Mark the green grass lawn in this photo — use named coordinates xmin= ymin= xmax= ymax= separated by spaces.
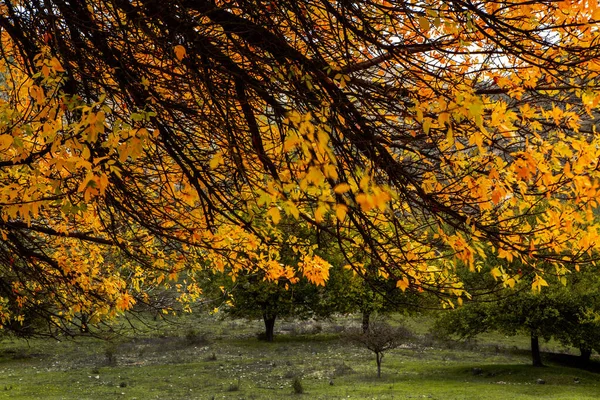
xmin=0 ymin=314 xmax=597 ymax=399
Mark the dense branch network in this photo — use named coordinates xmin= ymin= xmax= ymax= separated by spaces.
xmin=0 ymin=0 xmax=598 ymax=327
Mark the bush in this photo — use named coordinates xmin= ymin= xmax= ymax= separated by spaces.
xmin=227 ymin=382 xmax=239 ymax=392
xmin=292 ymin=377 xmax=304 ymax=394
xmin=283 ymin=370 xmax=297 ymax=379
xmin=184 ymin=329 xmax=209 ymax=346
xmin=332 ymin=362 xmax=354 ymax=377
xmin=104 ymin=343 xmax=119 ymax=366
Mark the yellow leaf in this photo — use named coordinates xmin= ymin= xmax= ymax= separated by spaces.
xmin=488 ymin=167 xmax=500 ymax=180
xmin=315 ymin=204 xmax=328 ymax=222
xmin=423 ymin=118 xmax=431 ymax=135
xmin=531 ymin=274 xmax=548 ymax=292
xmin=334 ymin=183 xmax=351 ymax=194
xmin=306 ymin=166 xmax=324 ymax=184
xmin=209 ymin=152 xmax=223 ymax=169
xmin=98 ymin=174 xmax=109 ymax=195
xmin=439 ymin=112 xmax=450 ymax=126
xmin=418 ymin=16 xmax=430 ymax=31
xmin=267 ymin=207 xmax=281 ymax=224
xmin=299 ymin=255 xmax=331 ymax=286
xmin=559 ymin=276 xmax=567 ymax=286
xmin=497 ymin=248 xmax=514 ymax=263
xmin=564 ymin=161 xmax=572 ymax=176
xmin=317 ymin=130 xmax=329 ymax=146
xmin=491 ymin=187 xmax=504 ymax=205
xmin=174 ymin=45 xmax=186 ymax=61
xmin=446 ymin=126 xmax=454 ymax=144
xmin=324 ymin=164 xmax=338 ymax=180
xmin=284 ymin=201 xmax=300 ymax=219
xmin=283 ymin=133 xmax=300 ymax=151
xmin=78 ymin=173 xmax=96 ymax=193
xmin=81 ymin=146 xmax=91 ymax=160
xmin=396 ymin=277 xmax=410 ymax=292
xmin=29 ymin=85 xmax=44 ymax=104
xmin=415 ymin=107 xmax=424 ymax=123
xmin=359 ymin=175 xmax=370 ymax=191
xmin=50 ymin=57 xmax=65 ymax=72
xmin=116 ymin=293 xmax=135 ymax=311
xmin=490 ymin=267 xmax=502 ymax=280
xmin=356 ymin=193 xmax=374 ymax=211
xmin=335 ymin=204 xmax=347 ymax=221
xmin=0 ymin=134 xmax=13 ymax=151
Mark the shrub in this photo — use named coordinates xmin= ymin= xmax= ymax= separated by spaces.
xmin=332 ymin=362 xmax=354 ymax=377
xmin=292 ymin=376 xmax=304 ymax=394
xmin=227 ymin=382 xmax=239 ymax=392
xmin=283 ymin=370 xmax=297 ymax=379
xmin=227 ymin=377 xmax=240 ymax=392
xmin=184 ymin=329 xmax=209 ymax=346
xmin=104 ymin=343 xmax=118 ymax=366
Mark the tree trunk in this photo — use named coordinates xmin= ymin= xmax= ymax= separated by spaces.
xmin=580 ymin=347 xmax=592 ymax=364
xmin=362 ymin=311 xmax=370 ymax=333
xmin=531 ymin=334 xmax=543 ymax=367
xmin=376 ymin=352 xmax=383 ymax=378
xmin=79 ymin=313 xmax=89 ymax=333
xmin=263 ymin=314 xmax=276 ymax=342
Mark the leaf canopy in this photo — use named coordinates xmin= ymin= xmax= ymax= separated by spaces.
xmin=0 ymin=0 xmax=599 ymax=326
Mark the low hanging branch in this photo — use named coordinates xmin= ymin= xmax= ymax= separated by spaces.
xmin=0 ymin=0 xmax=596 ymax=329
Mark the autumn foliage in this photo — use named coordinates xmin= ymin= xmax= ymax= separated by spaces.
xmin=0 ymin=0 xmax=599 ymax=329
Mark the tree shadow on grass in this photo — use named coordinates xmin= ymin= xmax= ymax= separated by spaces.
xmin=545 ymin=352 xmax=600 ymax=373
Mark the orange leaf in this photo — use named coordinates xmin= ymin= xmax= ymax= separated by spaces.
xmin=174 ymin=45 xmax=186 ymax=61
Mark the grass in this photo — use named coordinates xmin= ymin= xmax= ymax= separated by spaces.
xmin=0 ymin=313 xmax=597 ymax=399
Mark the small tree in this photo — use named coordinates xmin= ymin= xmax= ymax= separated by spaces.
xmin=346 ymin=320 xmax=412 ymax=378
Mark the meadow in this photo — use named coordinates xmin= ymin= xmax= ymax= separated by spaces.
xmin=0 ymin=313 xmax=597 ymax=399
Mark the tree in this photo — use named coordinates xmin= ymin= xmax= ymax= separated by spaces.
xmin=346 ymin=320 xmax=413 ymax=378
xmin=326 ymin=262 xmax=430 ymax=333
xmin=437 ymin=289 xmax=557 ymax=366
xmin=212 ymin=272 xmax=329 ymax=342
xmin=0 ymin=1 xmax=599 ymax=327
xmin=204 ymin=219 xmax=424 ymax=341
xmin=436 ymin=268 xmax=600 ymax=367
xmin=200 ymin=217 xmax=336 ymax=342
xmin=547 ymin=270 xmax=600 ymax=364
